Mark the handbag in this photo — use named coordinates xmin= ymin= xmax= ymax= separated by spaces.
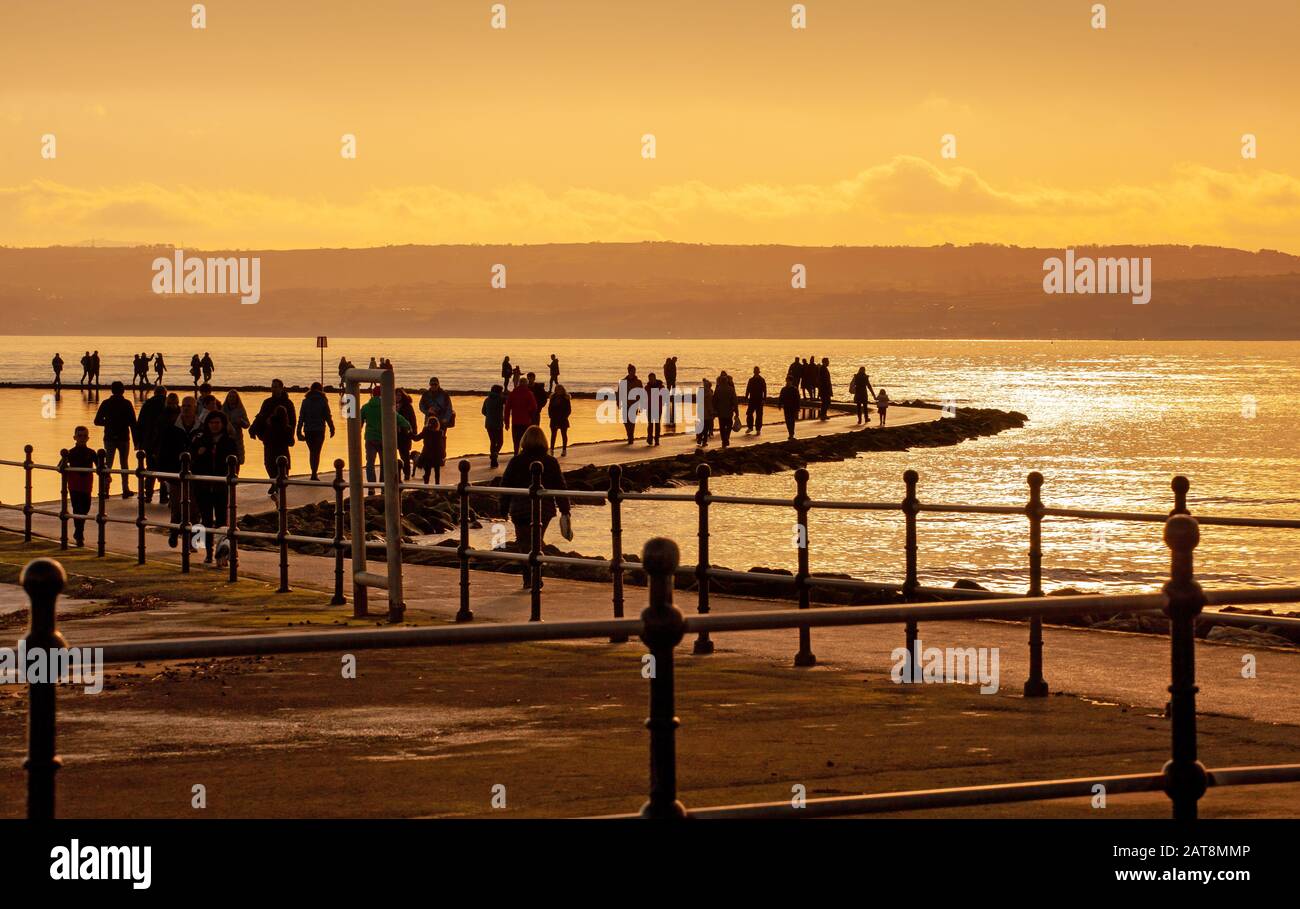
xmin=732 ymin=412 xmax=742 ymax=432
xmin=559 ymin=512 xmax=573 ymax=541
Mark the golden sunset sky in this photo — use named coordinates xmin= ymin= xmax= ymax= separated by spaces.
xmin=2 ymin=0 xmax=1298 ymax=250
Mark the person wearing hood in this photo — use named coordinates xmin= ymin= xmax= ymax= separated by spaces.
xmin=297 ymin=382 xmax=336 ymax=481
xmin=189 ymin=409 xmax=239 ymax=565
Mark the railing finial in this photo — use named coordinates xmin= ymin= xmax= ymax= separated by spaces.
xmin=639 ymin=536 xmax=687 ymax=819
xmin=22 ymin=556 xmax=66 ymax=820
xmin=1161 ymin=512 xmax=1207 ymax=820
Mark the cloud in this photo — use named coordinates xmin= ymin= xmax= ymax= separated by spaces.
xmin=2 ymin=158 xmax=1299 ymax=251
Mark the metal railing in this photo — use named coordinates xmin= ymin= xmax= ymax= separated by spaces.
xmin=14 ymin=515 xmax=1300 ymax=819
xmin=4 ymin=442 xmax=1300 ymax=701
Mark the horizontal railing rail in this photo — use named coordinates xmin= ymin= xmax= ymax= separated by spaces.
xmin=13 ymin=517 xmax=1300 ymax=819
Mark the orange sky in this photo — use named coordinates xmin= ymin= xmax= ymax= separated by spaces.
xmin=2 ymin=0 xmax=1298 ymax=250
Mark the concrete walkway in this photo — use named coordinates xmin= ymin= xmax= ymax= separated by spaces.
xmin=2 ymin=399 xmax=1296 ymax=732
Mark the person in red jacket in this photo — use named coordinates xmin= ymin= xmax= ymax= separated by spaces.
xmin=505 ymin=380 xmax=540 ymax=454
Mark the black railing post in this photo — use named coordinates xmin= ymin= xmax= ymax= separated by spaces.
xmin=331 ymin=459 xmax=346 ymax=606
xmin=901 ymin=469 xmax=919 ymax=681
xmin=456 ymin=459 xmax=473 ymax=622
xmin=135 ymin=450 xmax=147 ymax=565
xmin=609 ymin=464 xmax=628 ymax=643
xmin=179 ymin=451 xmax=192 ymax=574
xmin=96 ymin=448 xmax=109 ymax=558
xmin=276 ymin=455 xmax=290 ymax=593
xmin=1161 ymin=514 xmax=1208 ymax=820
xmin=639 ymin=537 xmax=688 ymax=819
xmin=226 ymin=454 xmax=240 ymax=583
xmin=22 ymin=557 xmax=67 ymax=820
xmin=1170 ymin=475 xmax=1190 ymax=516
xmin=793 ymin=468 xmax=815 ymax=667
xmin=692 ymin=463 xmax=714 ymax=655
xmin=528 ymin=460 xmax=543 ymax=622
xmin=23 ymin=444 xmax=34 ymax=542
xmin=1024 ymin=471 xmax=1048 ymax=697
xmin=57 ymin=449 xmax=69 ymax=551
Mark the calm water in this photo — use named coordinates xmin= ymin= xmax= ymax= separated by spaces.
xmin=2 ymin=336 xmax=1297 ymax=601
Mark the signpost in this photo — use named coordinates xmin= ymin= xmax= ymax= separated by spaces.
xmin=316 ymin=336 xmax=328 ymax=386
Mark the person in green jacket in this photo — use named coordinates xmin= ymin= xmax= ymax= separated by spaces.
xmin=360 ymin=387 xmax=412 ymax=484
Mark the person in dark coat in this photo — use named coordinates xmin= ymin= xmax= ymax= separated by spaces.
xmin=63 ymin=425 xmax=100 ymax=547
xmin=849 ymin=367 xmax=876 ymax=424
xmin=158 ymin=401 xmax=200 ymax=548
xmin=500 ymin=425 xmax=571 ymax=589
xmin=744 ymin=366 xmax=766 ymax=434
xmin=261 ymin=405 xmax=295 ymax=498
xmin=817 ymin=357 xmax=833 ymax=420
xmin=395 ymin=388 xmax=418 ymax=480
xmin=189 ymin=409 xmax=240 ymax=564
xmin=695 ymin=378 xmax=715 ymax=447
xmin=93 ymin=381 xmax=138 ymax=498
xmin=779 ymin=377 xmax=802 ymax=440
xmin=547 ymin=385 xmax=572 ymax=455
xmin=414 ymin=415 xmax=446 ymax=484
xmin=137 ymin=384 xmax=170 ymax=503
xmin=713 ymin=372 xmax=739 ymax=448
xmin=250 ymin=379 xmax=298 ymax=494
xmin=663 ymin=356 xmax=678 ymax=425
xmin=528 ymin=372 xmax=547 ymax=425
xmin=296 ymin=382 xmax=336 ymax=481
xmin=481 ymin=384 xmax=506 ymax=468
xmin=618 ymin=364 xmax=643 ymax=444
xmin=643 ymin=372 xmax=665 ymax=445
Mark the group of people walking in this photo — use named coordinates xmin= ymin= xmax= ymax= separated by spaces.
xmin=51 ymin=348 xmax=894 ymax=586
xmin=51 ymin=351 xmax=102 ymax=389
xmin=51 ymin=351 xmax=217 ymax=391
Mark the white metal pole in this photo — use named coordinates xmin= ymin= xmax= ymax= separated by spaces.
xmin=380 ymin=370 xmax=404 ymax=622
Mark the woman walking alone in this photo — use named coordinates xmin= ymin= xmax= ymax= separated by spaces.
xmin=295 ymin=383 xmax=335 ymax=480
xmin=547 ymin=384 xmax=572 ymax=455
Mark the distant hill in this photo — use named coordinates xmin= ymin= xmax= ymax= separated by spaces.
xmin=1 ymin=243 xmax=1298 ymax=339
